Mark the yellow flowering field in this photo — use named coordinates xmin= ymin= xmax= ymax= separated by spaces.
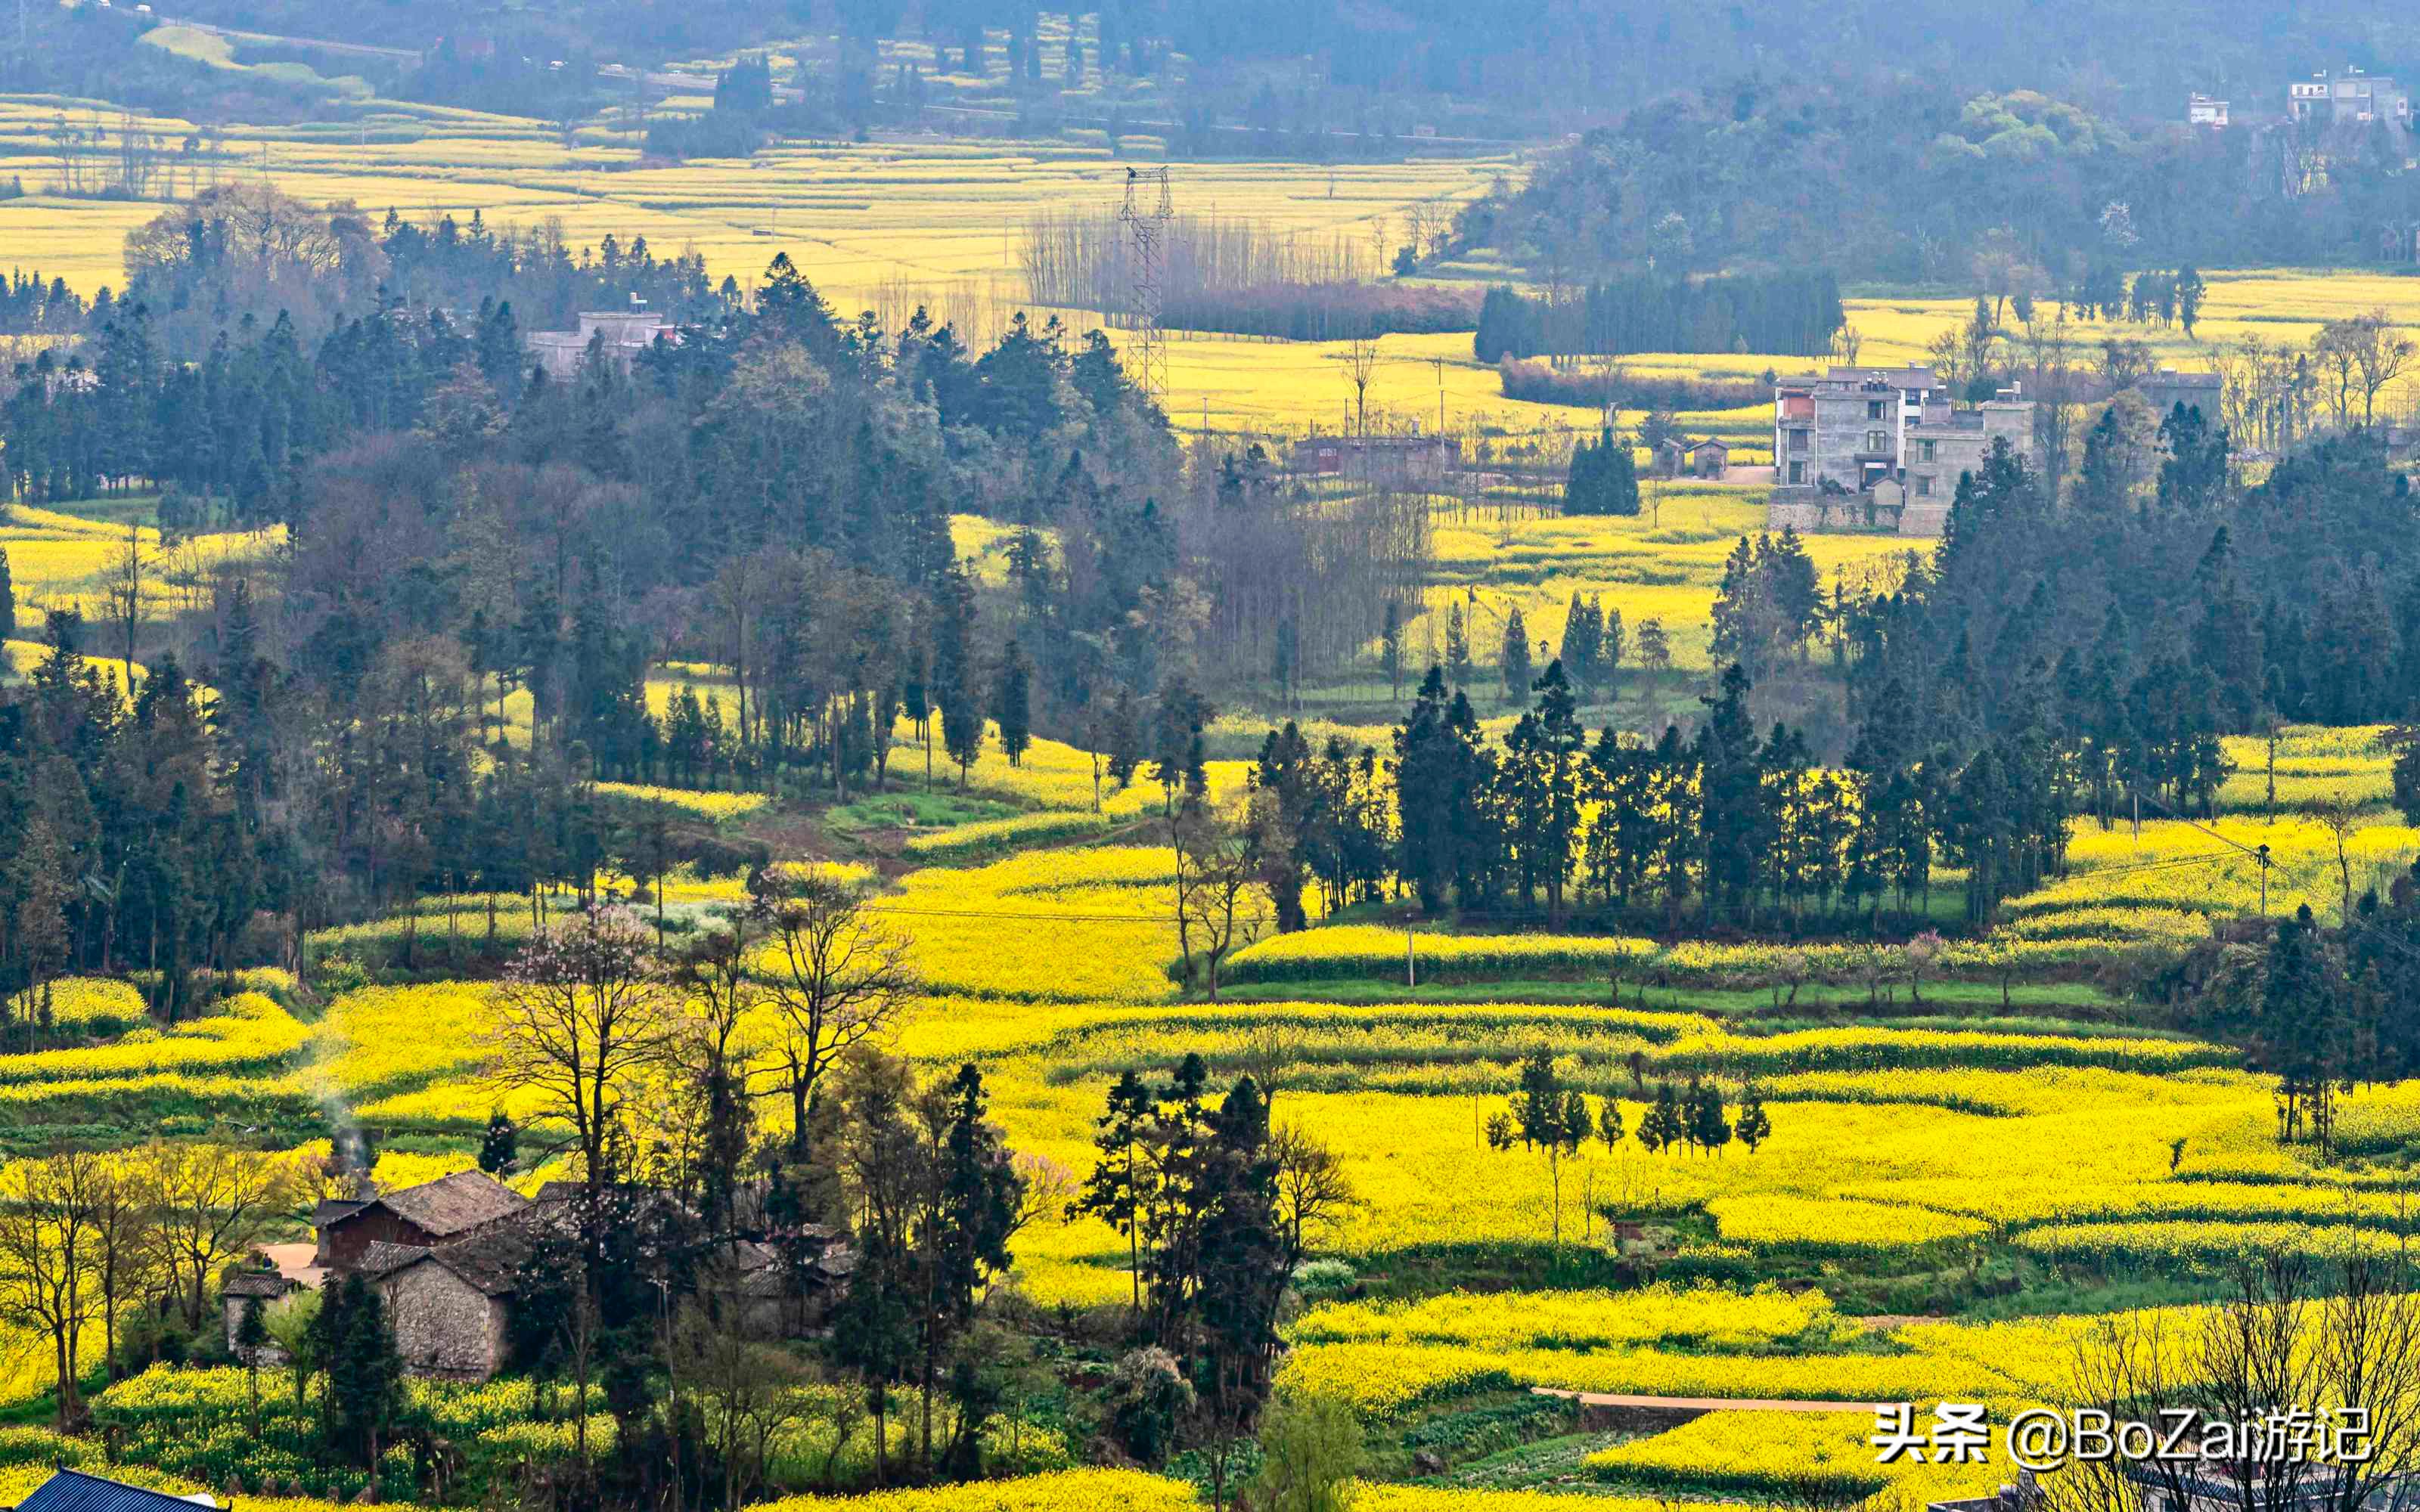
xmin=593 ymin=782 xmax=771 ymax=820
xmin=1291 ymin=1282 xmax=1858 ymax=1353
xmin=306 ymin=983 xmax=500 ymax=1104
xmin=1586 ymin=1410 xmax=2000 ymax=1503
xmin=0 ymin=505 xmax=282 ymax=634
xmin=42 ymin=977 xmax=148 ymax=1029
xmin=901 ymin=809 xmax=1114 ymax=859
xmin=1223 ymin=923 xmax=2122 ymax=987
xmin=0 ymin=992 xmax=304 ymax=1083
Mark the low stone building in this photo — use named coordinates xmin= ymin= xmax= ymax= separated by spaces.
xmin=219 ymin=1267 xmax=300 ymax=1362
xmin=309 ymin=1173 xmax=858 ymax=1380
xmin=2139 ymin=367 xmax=2224 ymax=423
xmin=314 ymin=1170 xmax=530 ymax=1271
xmin=358 ymin=1227 xmax=533 ymax=1381
xmin=1289 ymin=432 xmax=1459 ymax=487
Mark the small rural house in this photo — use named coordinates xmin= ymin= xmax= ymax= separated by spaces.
xmin=312 ymin=1170 xmax=529 ymax=1270
xmin=358 ymin=1228 xmax=534 ymax=1380
xmin=301 ymin=1172 xmax=860 ymax=1380
xmin=8 ymin=1468 xmax=220 ymax=1511
xmin=219 ymin=1266 xmax=300 ymax=1361
xmin=1289 ymin=432 xmax=1459 ymax=486
xmin=1654 ymin=437 xmax=1731 ymax=480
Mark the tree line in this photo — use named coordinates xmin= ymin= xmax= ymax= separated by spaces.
xmin=1473 ymin=271 xmax=1845 ymax=363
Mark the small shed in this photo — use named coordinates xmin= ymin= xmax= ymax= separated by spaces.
xmin=314 ymin=1170 xmax=529 ymax=1272
xmin=1683 ymin=438 xmax=1731 ymax=479
xmin=219 ymin=1268 xmax=299 ymax=1361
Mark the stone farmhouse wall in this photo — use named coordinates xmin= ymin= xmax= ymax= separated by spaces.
xmin=382 ymin=1266 xmax=507 ymax=1380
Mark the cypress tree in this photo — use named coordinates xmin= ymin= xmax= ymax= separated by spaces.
xmin=931 ymin=564 xmax=983 ymax=785
xmin=1394 ymin=666 xmax=1457 ymax=911
xmin=1380 ymin=600 xmax=1404 ymax=701
xmin=991 ymin=638 xmax=1033 ymax=767
xmin=1444 ymin=603 xmax=1472 ymax=689
xmin=1558 ymin=593 xmax=1600 ymax=692
xmin=1500 ymin=609 xmax=1531 ymax=701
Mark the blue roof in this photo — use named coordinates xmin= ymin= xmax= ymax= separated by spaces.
xmin=12 ymin=1470 xmax=213 ymax=1512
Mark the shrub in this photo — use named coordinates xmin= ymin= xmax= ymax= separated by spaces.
xmin=1289 ymin=1259 xmax=1358 ymax=1300
xmin=1106 ymin=1347 xmax=1195 ymax=1466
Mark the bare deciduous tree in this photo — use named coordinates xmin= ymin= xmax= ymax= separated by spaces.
xmin=1269 ymin=1125 xmax=1357 ymax=1272
xmin=752 ymin=871 xmax=919 ymax=1160
xmin=135 ymin=1139 xmax=304 ymax=1331
xmin=487 ymin=906 xmax=681 ymax=1193
xmin=2043 ymin=1248 xmax=2420 ymax=1512
xmin=675 ymin=1275 xmax=814 ymax=1509
xmin=1342 ymin=335 xmax=1381 ymax=436
xmin=1169 ymin=798 xmax=1273 ymax=1001
xmin=0 ymin=1148 xmax=107 ymax=1427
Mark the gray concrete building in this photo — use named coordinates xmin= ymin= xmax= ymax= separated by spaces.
xmin=1767 ymin=366 xmax=2031 ymax=537
xmin=2140 ymin=367 xmax=2224 ymax=422
xmin=526 ymin=308 xmax=679 ymax=380
xmin=2288 ymin=68 xmax=2412 ymax=131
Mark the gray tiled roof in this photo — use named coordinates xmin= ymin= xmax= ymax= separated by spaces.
xmin=12 ymin=1469 xmax=219 ymax=1512
xmin=371 ymin=1171 xmax=528 ymax=1238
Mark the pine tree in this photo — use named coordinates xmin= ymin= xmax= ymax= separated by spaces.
xmin=478 ymin=1110 xmax=518 ymax=1176
xmin=324 ymin=1275 xmax=403 ymax=1466
xmin=1394 ymin=667 xmax=1458 ymax=912
xmin=1444 ymin=603 xmax=1472 ymax=689
xmin=2176 ymin=265 xmax=2206 ymax=336
xmin=1596 ymin=1098 xmax=1626 ymax=1150
xmin=0 ymin=547 xmax=14 ymax=640
xmin=1638 ymin=1079 xmax=1686 ymax=1155
xmin=1500 ymin=609 xmax=1532 ymax=702
xmin=1075 ymin=1070 xmax=1156 ymax=1311
xmin=1734 ymin=1085 xmax=1772 ymax=1152
xmin=1685 ymin=1076 xmax=1732 ymax=1156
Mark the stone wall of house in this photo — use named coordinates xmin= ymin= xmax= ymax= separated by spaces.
xmin=1897 ymin=503 xmax=1950 ymax=538
xmin=381 ymin=1266 xmax=504 ymax=1380
xmin=1767 ymin=493 xmax=1909 ymax=534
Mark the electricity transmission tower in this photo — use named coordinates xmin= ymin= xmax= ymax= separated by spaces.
xmin=1118 ymin=166 xmax=1172 ymax=411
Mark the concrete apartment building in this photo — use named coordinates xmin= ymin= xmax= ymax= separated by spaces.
xmin=526 ymin=306 xmax=678 ymax=380
xmin=1767 ymin=366 xmax=2033 ymax=537
xmin=2288 ymin=68 xmax=2412 ymax=131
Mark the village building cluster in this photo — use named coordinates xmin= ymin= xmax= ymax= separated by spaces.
xmin=222 ymin=1170 xmax=853 ymax=1381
